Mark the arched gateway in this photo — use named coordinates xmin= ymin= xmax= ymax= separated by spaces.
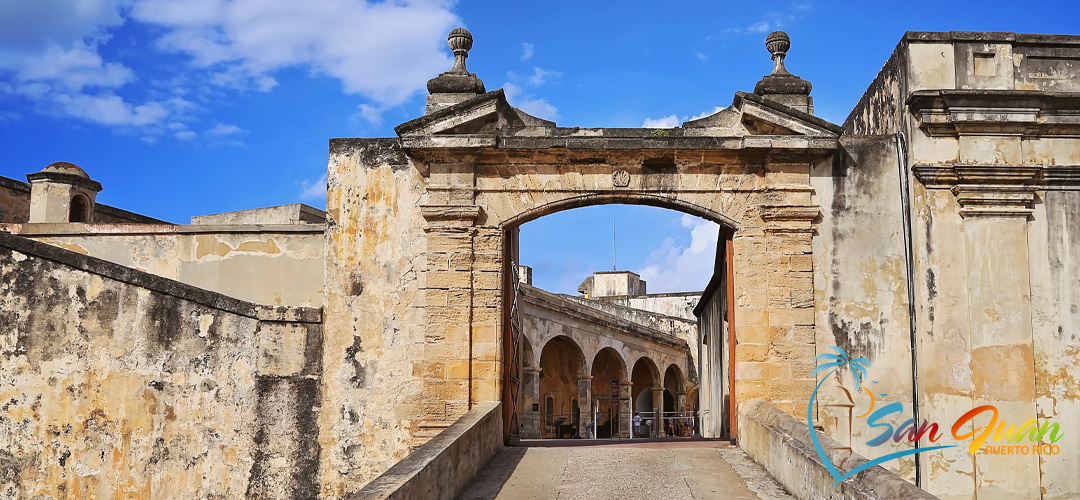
xmin=321 ymin=28 xmax=834 ymax=488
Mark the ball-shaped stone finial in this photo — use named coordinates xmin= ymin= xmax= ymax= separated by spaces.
xmin=765 ymin=31 xmax=791 ymax=76
xmin=765 ymin=31 xmax=790 ymax=58
xmin=448 ymin=28 xmax=473 ymax=53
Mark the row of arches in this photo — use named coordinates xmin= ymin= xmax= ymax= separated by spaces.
xmin=520 ymin=334 xmax=691 ymax=439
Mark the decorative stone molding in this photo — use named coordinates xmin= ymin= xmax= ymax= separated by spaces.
xmin=913 ymin=164 xmax=1045 ymax=218
xmin=907 ymin=90 xmax=1080 ymax=137
xmin=612 ymin=170 xmax=630 ymax=187
xmin=761 ymin=205 xmax=818 ymax=233
xmin=420 ymin=204 xmax=482 ymax=229
xmin=952 ymin=186 xmax=1036 ymax=218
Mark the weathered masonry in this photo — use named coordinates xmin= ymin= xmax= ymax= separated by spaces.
xmin=0 ymin=28 xmax=1078 ymax=500
xmin=325 ymin=29 xmax=1080 ymax=500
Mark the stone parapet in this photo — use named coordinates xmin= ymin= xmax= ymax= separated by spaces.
xmin=739 ymin=399 xmax=940 ymax=500
xmin=347 ymin=402 xmax=502 ymax=500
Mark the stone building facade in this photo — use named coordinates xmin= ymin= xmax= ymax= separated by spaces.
xmin=0 ymin=28 xmax=1077 ymax=500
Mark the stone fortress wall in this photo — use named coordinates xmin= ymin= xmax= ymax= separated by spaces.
xmin=0 ymin=28 xmax=1076 ymax=500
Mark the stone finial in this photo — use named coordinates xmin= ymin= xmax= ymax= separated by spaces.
xmin=426 ymin=28 xmax=486 ymax=95
xmin=754 ymin=31 xmax=813 ymax=113
xmin=765 ymin=31 xmax=791 ymax=76
xmin=447 ymin=28 xmax=473 ymax=74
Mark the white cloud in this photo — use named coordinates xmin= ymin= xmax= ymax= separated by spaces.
xmin=300 ymin=173 xmax=327 ymax=201
xmin=521 ymin=42 xmax=534 ymax=61
xmin=503 ymin=81 xmax=558 ymax=121
xmin=356 ymin=103 xmax=385 ymax=126
xmin=0 ymin=0 xmax=462 ymax=135
xmin=696 ymin=52 xmax=709 ymax=61
xmin=636 ymin=214 xmax=721 ymax=293
xmin=529 ymin=67 xmax=560 ymax=86
xmin=747 ymin=21 xmax=772 ymax=33
xmin=207 ymin=123 xmax=243 ymax=136
xmin=130 ymin=0 xmax=459 ymax=106
xmin=175 ymin=130 xmax=197 ymax=140
xmin=688 ymin=106 xmax=724 ymax=121
xmin=642 ymin=114 xmax=679 ymax=128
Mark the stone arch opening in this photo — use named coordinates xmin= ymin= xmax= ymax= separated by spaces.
xmin=590 ymin=347 xmax=627 ymax=438
xmin=69 ymin=194 xmax=90 ymax=222
xmin=631 ymin=356 xmax=661 ymax=436
xmin=537 ymin=335 xmax=585 ymax=438
xmin=504 ymin=200 xmax=730 ymax=442
xmin=502 ymin=193 xmax=740 ymax=231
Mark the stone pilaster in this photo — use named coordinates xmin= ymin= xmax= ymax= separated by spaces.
xmin=916 ymin=164 xmax=1041 ymax=499
xmin=652 ymin=388 xmax=664 ymax=437
xmin=618 ymin=381 xmax=633 ymax=438
xmin=577 ymin=376 xmax=592 ymax=438
xmin=759 ymin=205 xmax=818 ymax=418
xmin=521 ymin=367 xmax=541 ymax=438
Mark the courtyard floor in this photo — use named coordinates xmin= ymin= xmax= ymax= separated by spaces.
xmin=456 ymin=439 xmax=794 ymax=500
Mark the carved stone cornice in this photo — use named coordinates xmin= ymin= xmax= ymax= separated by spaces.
xmin=761 ymin=204 xmax=819 ymax=233
xmin=912 ymin=164 xmax=1045 ymax=218
xmin=907 ymin=90 xmax=1080 ymax=137
xmin=913 ymin=164 xmax=1080 ymax=190
xmin=952 ymin=186 xmax=1036 ymax=218
xmin=420 ymin=204 xmax=482 ymax=229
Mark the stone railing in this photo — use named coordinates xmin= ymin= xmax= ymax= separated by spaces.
xmin=348 ymin=401 xmax=502 ymax=500
xmin=738 ymin=399 xmax=940 ymax=500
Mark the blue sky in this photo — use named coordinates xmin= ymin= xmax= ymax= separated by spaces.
xmin=1 ymin=0 xmax=1077 ymax=294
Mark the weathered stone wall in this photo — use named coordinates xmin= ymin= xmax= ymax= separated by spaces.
xmin=0 ymin=177 xmax=30 ymax=223
xmin=738 ymin=399 xmax=940 ymax=500
xmin=1 ymin=175 xmax=167 ymax=225
xmin=561 ymin=293 xmax=698 ymax=356
xmin=593 ymin=292 xmax=702 ymax=321
xmin=818 ymin=31 xmax=1080 ymax=500
xmin=810 ymin=136 xmax=917 ymax=480
xmin=321 ymin=138 xmax=430 ymax=496
xmin=0 ymin=232 xmax=322 ymax=499
xmin=1 ymin=224 xmax=324 ymax=307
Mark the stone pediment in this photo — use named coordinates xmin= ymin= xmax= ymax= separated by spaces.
xmin=683 ymin=92 xmax=841 ymax=137
xmin=396 ymin=88 xmax=840 ymax=143
xmin=395 ymin=89 xmax=556 ymax=138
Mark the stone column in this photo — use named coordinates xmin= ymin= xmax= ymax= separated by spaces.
xmin=618 ymin=382 xmax=633 ymax=438
xmin=952 ymin=170 xmax=1040 ymax=499
xmin=521 ymin=367 xmax=541 ymax=439
xmin=652 ymin=388 xmax=664 ymax=437
xmin=577 ymin=376 xmax=593 ymax=438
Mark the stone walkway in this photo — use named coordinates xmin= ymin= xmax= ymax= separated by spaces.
xmin=457 ymin=440 xmax=793 ymax=500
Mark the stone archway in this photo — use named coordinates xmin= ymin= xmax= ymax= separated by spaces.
xmin=537 ymin=336 xmax=585 ymax=438
xmin=322 ymin=80 xmax=832 ymax=484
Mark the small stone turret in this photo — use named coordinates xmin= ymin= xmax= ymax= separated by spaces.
xmin=26 ymin=162 xmax=102 ymax=223
xmin=426 ymin=28 xmax=486 ymax=114
xmin=754 ymin=31 xmax=814 ymax=114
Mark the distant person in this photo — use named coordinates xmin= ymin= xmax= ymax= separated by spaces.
xmin=633 ymin=413 xmax=642 ymax=437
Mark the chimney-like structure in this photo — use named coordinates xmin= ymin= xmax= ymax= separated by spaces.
xmin=754 ymin=31 xmax=814 ymax=114
xmin=26 ymin=162 xmax=102 ymax=223
xmin=425 ymin=28 xmax=486 ymax=114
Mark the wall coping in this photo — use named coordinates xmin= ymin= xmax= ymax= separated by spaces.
xmin=2 ymin=223 xmax=324 ymax=236
xmin=348 ymin=401 xmax=502 ymax=500
xmin=740 ymin=399 xmax=940 ymax=500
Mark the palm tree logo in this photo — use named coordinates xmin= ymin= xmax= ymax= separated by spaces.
xmin=811 ymin=346 xmax=870 ymax=468
xmin=808 ymin=346 xmax=870 ymax=480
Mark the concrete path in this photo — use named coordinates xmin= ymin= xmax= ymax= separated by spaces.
xmin=457 ymin=440 xmax=793 ymax=500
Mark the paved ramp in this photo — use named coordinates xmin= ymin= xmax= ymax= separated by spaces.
xmin=457 ymin=440 xmax=793 ymax=500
